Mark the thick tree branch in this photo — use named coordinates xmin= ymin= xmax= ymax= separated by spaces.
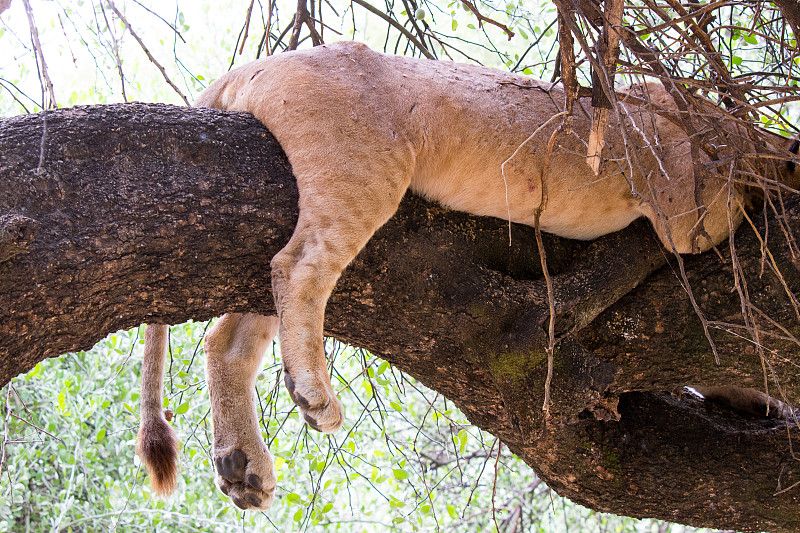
xmin=769 ymin=0 xmax=800 ymax=44
xmin=1 ymin=104 xmax=799 ymax=531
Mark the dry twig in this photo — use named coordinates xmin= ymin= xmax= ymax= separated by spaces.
xmin=21 ymin=0 xmax=55 ymax=108
xmin=350 ymin=0 xmax=434 ymax=59
xmin=288 ymin=0 xmax=322 ymax=50
xmin=0 ymin=385 xmax=13 ymax=504
xmin=107 ymin=0 xmax=190 ymax=106
xmin=460 ymin=0 xmax=514 ymax=40
xmin=491 ymin=441 xmax=503 ymax=532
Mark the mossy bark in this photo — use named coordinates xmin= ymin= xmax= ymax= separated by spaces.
xmin=1 ymin=104 xmax=799 ymax=532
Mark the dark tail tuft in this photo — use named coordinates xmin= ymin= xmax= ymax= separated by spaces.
xmin=138 ymin=324 xmax=178 ymax=496
xmin=137 ymin=412 xmax=179 ymax=496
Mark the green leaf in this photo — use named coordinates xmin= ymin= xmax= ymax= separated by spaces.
xmin=293 ymin=508 xmax=304 ymax=522
xmin=377 ymin=361 xmax=389 ymax=375
xmin=287 ymin=492 xmax=303 ymax=504
xmin=452 ymin=20 xmax=458 ymax=31
xmin=393 ymin=468 xmax=409 ymax=480
xmin=26 ymin=363 xmax=43 ymax=379
xmin=447 ymin=503 xmax=458 ymax=518
xmin=744 ymin=34 xmax=758 ymax=44
xmin=96 ymin=428 xmax=106 ymax=443
xmin=322 ymin=502 xmax=333 ymax=513
xmin=458 ymin=428 xmax=468 ymax=453
xmin=732 ymin=56 xmax=743 ymax=66
xmin=175 ymin=401 xmax=190 ymax=415
xmin=390 ymin=401 xmax=403 ymax=412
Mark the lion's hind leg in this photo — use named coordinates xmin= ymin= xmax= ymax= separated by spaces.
xmin=204 ymin=313 xmax=279 ymax=510
xmin=137 ymin=324 xmax=179 ymax=496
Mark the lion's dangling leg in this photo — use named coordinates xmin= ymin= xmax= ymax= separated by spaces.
xmin=269 ymin=224 xmax=346 ymax=434
xmin=204 ymin=313 xmax=279 ymax=510
xmin=270 ymin=163 xmax=413 ymax=434
xmin=137 ymin=324 xmax=179 ymax=496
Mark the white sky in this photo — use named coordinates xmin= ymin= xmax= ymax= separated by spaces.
xmin=0 ymin=0 xmax=549 ymax=116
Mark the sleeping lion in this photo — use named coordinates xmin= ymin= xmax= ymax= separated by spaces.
xmin=134 ymin=42 xmax=800 ymax=509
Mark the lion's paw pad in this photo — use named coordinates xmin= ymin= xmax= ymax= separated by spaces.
xmin=214 ymin=449 xmax=276 ymax=510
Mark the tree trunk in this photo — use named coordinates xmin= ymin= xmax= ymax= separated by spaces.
xmin=1 ymin=104 xmax=799 ymax=532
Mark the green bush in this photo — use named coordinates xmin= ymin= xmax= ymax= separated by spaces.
xmin=1 ymin=322 xmax=720 ymax=532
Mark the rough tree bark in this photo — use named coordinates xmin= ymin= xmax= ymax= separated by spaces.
xmin=1 ymin=104 xmax=799 ymax=532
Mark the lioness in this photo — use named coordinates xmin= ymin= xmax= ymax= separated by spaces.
xmin=135 ymin=42 xmax=800 ymax=510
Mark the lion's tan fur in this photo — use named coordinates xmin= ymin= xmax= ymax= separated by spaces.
xmin=136 ymin=42 xmax=800 ymax=509
xmin=196 ymin=43 xmax=737 ymax=253
xmin=203 ymin=314 xmax=279 ymax=509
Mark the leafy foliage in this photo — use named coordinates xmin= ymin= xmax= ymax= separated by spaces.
xmin=1 ymin=322 xmax=721 ymax=532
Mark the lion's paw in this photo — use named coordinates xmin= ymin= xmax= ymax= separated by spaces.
xmin=214 ymin=446 xmax=276 ymax=510
xmin=283 ymin=371 xmax=344 ymax=433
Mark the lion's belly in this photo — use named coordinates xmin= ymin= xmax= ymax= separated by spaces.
xmin=410 ymin=152 xmax=645 ymax=241
xmin=536 ymin=197 xmax=645 ymax=240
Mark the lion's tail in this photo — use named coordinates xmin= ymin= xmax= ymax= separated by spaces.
xmin=691 ymin=384 xmax=795 ymax=419
xmin=136 ymin=324 xmax=179 ymax=496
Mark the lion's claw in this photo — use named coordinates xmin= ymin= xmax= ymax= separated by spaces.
xmin=284 ymin=371 xmax=343 ymax=433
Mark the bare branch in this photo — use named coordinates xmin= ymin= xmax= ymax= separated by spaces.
xmin=21 ymin=0 xmax=57 ymax=109
xmin=460 ymin=0 xmax=514 ymax=40
xmin=106 ymin=0 xmax=190 ymax=106
xmin=586 ymin=0 xmax=624 ymax=174
xmin=349 ymin=0 xmax=434 ymax=59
